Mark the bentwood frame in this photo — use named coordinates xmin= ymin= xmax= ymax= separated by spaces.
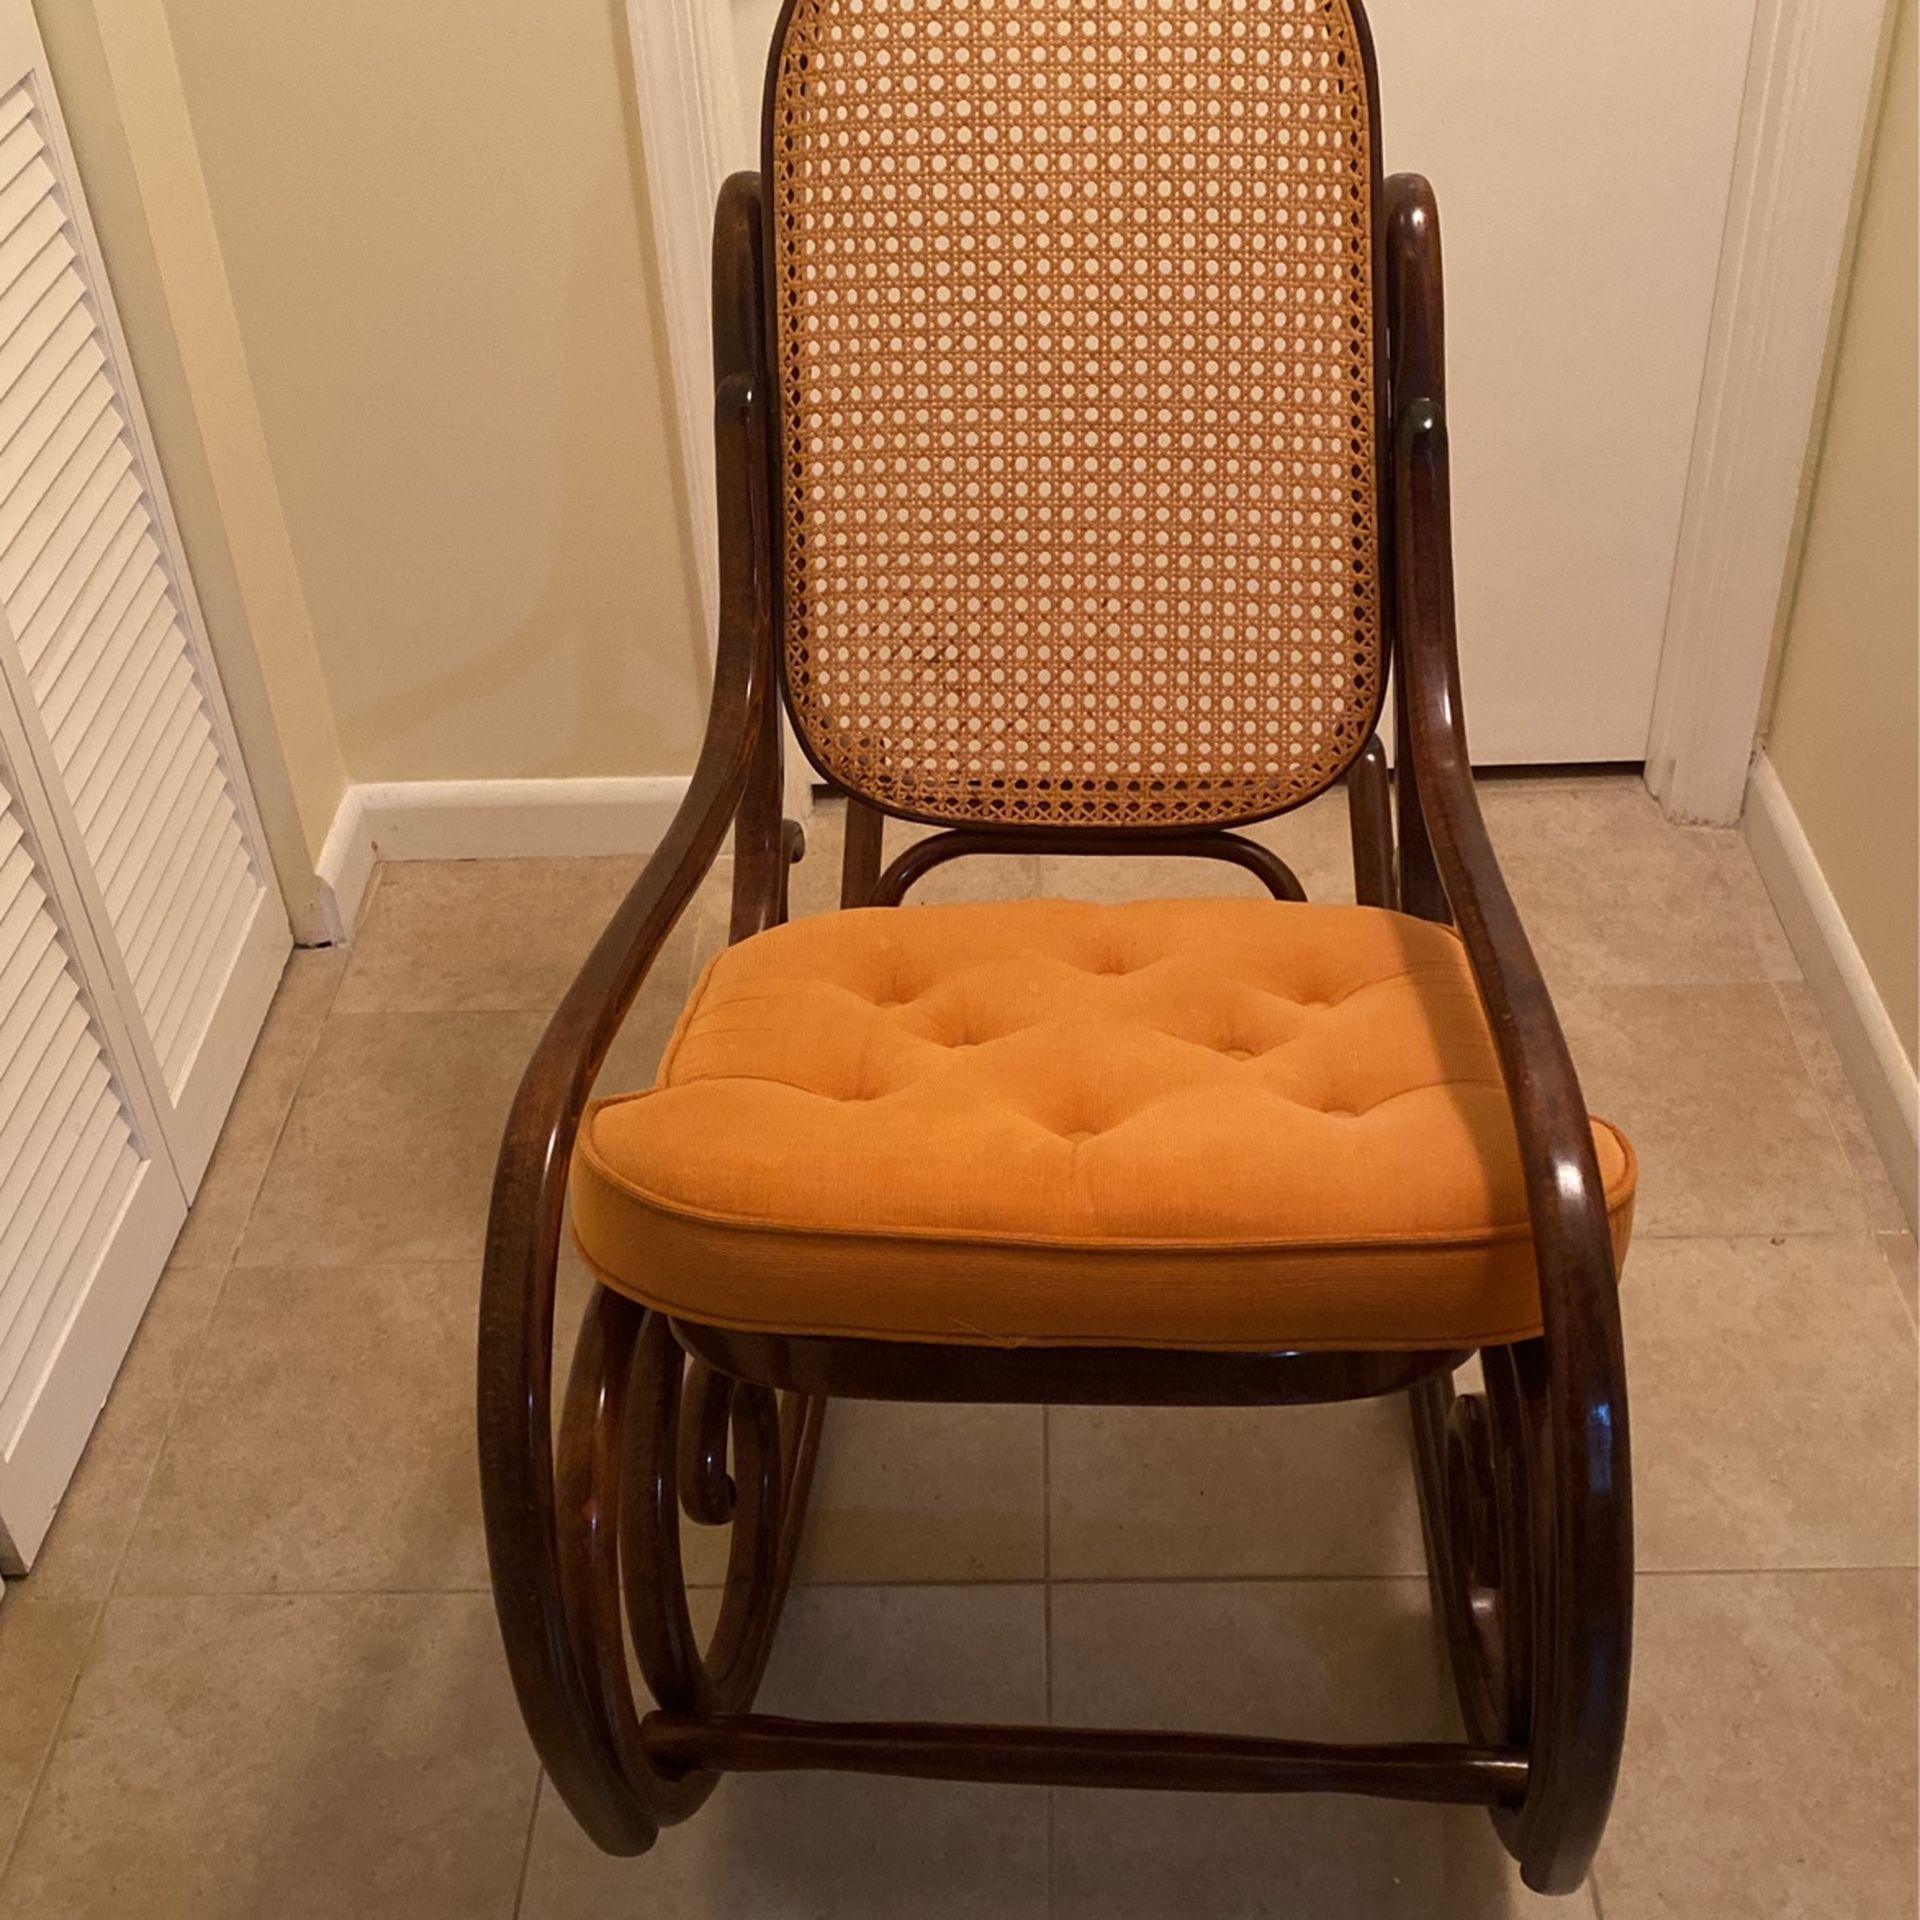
xmin=478 ymin=1 xmax=1631 ymax=1897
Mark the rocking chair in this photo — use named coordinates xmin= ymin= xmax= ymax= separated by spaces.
xmin=477 ymin=0 xmax=1636 ymax=1895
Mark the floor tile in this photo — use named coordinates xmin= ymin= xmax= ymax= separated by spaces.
xmin=1028 ymin=790 xmax=1357 ymax=906
xmin=518 ymin=1584 xmax=1049 ymax=1919
xmin=1881 ymin=1230 xmax=1918 ymax=1322
xmin=1047 ymin=1579 xmax=1584 ymax=1916
xmin=1047 ymin=1398 xmax=1426 ymax=1580
xmin=1037 ymin=850 xmax=1276 ymax=903
xmin=335 ymin=855 xmax=656 ymax=1013
xmin=22 ymin=1263 xmax=228 ymax=1601
xmin=803 ymin=788 xmax=1359 ymax=913
xmin=1624 ymin=1236 xmax=1916 ymax=1571
xmin=1599 ymin=1570 xmax=1917 ymax=1919
xmin=170 ymin=948 xmax=348 ymax=1268
xmin=792 ymin=796 xmax=1041 ymax=910
xmin=1242 ymin=784 xmax=1359 ymax=904
xmin=546 ymin=1292 xmax=1046 ymax=1590
xmin=0 ymin=1591 xmax=94 ymax=1873
xmin=592 ymin=955 xmax=712 ymax=1097
xmin=119 ymin=1263 xmax=488 ymax=1596
xmin=0 ymin=1592 xmax=537 ymax=1920
xmin=1480 ymin=776 xmax=1799 ymax=992
xmin=906 ymin=842 xmax=1043 ymax=904
xmin=780 ymin=1400 xmax=1046 ymax=1585
xmin=1560 ymin=984 xmax=1864 ymax=1237
xmin=240 ymin=1009 xmax=548 ymax=1267
xmin=786 ymin=797 xmax=858 ymax=918
xmin=7 ymin=792 xmax=1909 ymax=1916
xmin=1776 ymin=981 xmax=1912 ymax=1232
xmin=677 ymin=852 xmax=737 ymax=975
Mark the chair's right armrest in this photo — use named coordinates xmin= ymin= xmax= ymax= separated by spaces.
xmin=1384 ymin=173 xmax=1620 ymax=1335
xmin=1387 ymin=172 xmax=1634 ymax=1878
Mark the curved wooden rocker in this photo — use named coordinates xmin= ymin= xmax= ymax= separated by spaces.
xmin=478 ymin=0 xmax=1631 ymax=1895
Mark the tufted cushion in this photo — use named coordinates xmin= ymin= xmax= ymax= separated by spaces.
xmin=571 ymin=898 xmax=1635 ymax=1351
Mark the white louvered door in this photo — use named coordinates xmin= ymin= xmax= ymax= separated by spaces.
xmin=0 ymin=705 xmax=184 ymax=1569
xmin=0 ymin=3 xmax=289 ymax=1569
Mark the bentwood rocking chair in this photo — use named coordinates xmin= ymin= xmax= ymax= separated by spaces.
xmin=478 ymin=0 xmax=1636 ymax=1897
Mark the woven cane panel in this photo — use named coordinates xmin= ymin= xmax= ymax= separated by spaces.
xmin=769 ymin=0 xmax=1381 ymax=829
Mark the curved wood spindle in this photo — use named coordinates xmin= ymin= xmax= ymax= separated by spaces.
xmin=840 ymin=800 xmax=886 ymax=908
xmin=870 ymin=827 xmax=1306 ymax=909
xmin=553 ymin=1285 xmax=708 ymax=1830
xmin=1411 ymin=1349 xmax=1541 ymax=1764
xmin=1347 ymin=736 xmax=1397 ymax=908
xmin=678 ymin=1360 xmax=739 ymax=1527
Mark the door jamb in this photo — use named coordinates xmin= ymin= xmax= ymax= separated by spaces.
xmin=1645 ymin=0 xmax=1897 ymax=825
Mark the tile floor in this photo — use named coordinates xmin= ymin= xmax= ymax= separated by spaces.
xmin=0 ymin=775 xmax=1913 ymax=1918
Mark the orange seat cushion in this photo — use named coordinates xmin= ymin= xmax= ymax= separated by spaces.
xmin=570 ymin=898 xmax=1635 ymax=1351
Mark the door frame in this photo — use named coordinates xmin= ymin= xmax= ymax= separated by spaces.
xmin=627 ymin=0 xmax=1895 ymax=829
xmin=1644 ymin=0 xmax=1897 ymax=824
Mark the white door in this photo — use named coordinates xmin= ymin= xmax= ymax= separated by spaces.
xmin=717 ymin=0 xmax=1758 ymax=766
xmin=0 ymin=0 xmax=290 ymax=1569
xmin=1371 ymin=0 xmax=1757 ymax=764
xmin=0 ymin=717 xmax=184 ymax=1571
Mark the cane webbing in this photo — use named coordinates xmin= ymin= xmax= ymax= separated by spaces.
xmin=768 ymin=0 xmax=1381 ymax=829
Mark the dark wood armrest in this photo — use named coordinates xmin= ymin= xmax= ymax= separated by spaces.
xmin=476 ymin=363 xmax=773 ymax=1849
xmin=1386 ymin=172 xmax=1631 ymax=1877
xmin=1385 ymin=173 xmax=1619 ymax=1324
xmin=1394 ymin=389 xmax=1621 ymax=1303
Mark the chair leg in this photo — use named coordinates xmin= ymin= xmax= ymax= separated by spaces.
xmin=1411 ymin=1340 xmax=1630 ymax=1893
xmin=840 ymin=799 xmax=885 ymax=908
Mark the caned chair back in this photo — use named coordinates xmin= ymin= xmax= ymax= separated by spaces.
xmin=764 ymin=0 xmax=1385 ymax=829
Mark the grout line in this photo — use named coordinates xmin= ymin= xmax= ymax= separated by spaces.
xmin=0 ymin=971 xmax=353 ymax=1857
xmin=1873 ymin=1230 xmax=1919 ymax=1337
xmin=221 ymin=956 xmax=350 ymax=1267
xmin=90 ymin=1561 xmax=1920 ymax=1604
xmin=1044 ymin=1397 xmax=1059 ymax=1920
xmin=1631 ymin=1223 xmax=1878 ymax=1243
xmin=1768 ymin=977 xmax=1892 ymax=1231
xmin=1631 ymin=1564 xmax=1920 ymax=1582
xmin=0 ymin=1595 xmax=99 ymax=1888
xmin=104 ymin=1582 xmax=508 ymax=1600
xmin=508 ymin=1770 xmax=545 ymax=1920
xmin=0 ymin=1254 xmax=234 ymax=1886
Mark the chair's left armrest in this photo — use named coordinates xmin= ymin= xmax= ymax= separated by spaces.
xmin=1394 ymin=392 xmax=1621 ymax=1322
xmin=476 ymin=369 xmax=774 ymax=1847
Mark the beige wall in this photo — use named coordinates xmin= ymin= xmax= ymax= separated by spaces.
xmin=149 ymin=0 xmax=709 ymax=787
xmin=1765 ymin=0 xmax=1918 ymax=1067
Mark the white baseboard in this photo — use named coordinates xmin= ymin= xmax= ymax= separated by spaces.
xmin=1744 ymin=753 xmax=1918 ymax=1231
xmin=313 ymin=775 xmax=691 ymax=943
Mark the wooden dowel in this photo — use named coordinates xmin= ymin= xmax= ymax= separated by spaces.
xmin=839 ymin=800 xmax=885 ymax=908
xmin=1347 ymin=736 xmax=1397 ymax=908
xmin=643 ymin=1713 xmax=1527 ymax=1805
